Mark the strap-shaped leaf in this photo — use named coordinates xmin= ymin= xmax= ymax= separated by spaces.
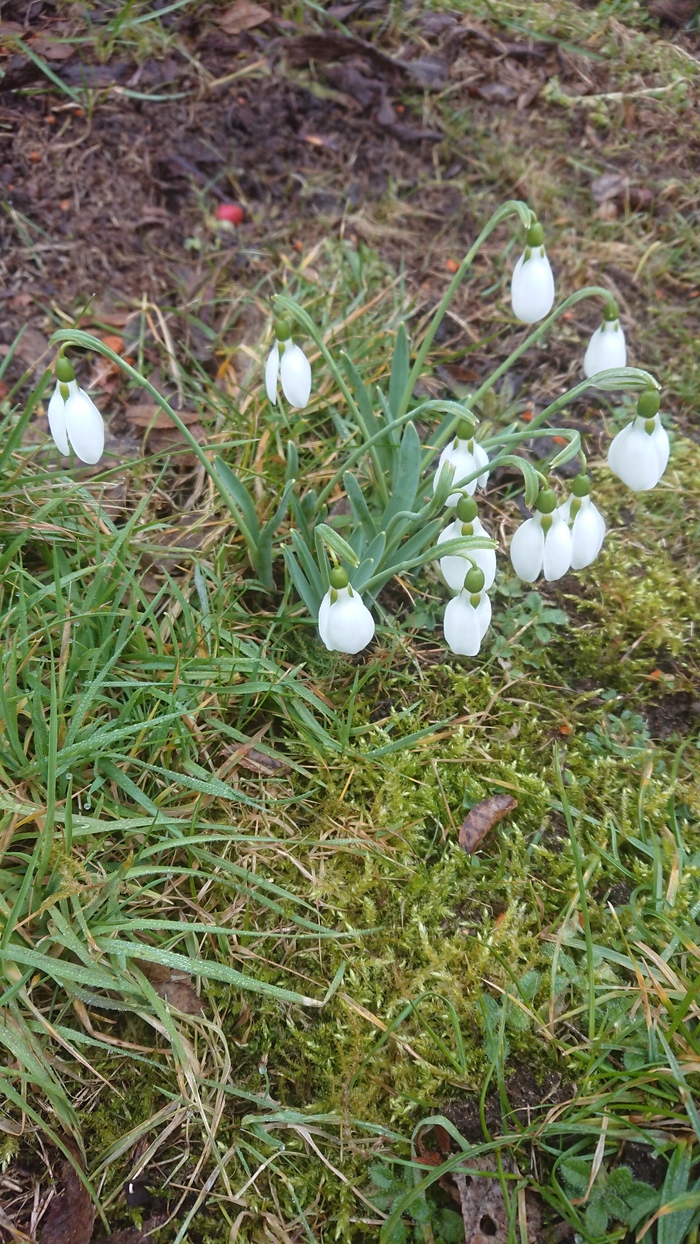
xmin=214 ymin=457 xmax=260 ymax=543
xmin=315 ymin=523 xmax=360 ymax=568
xmin=498 ymin=454 xmax=541 ymax=509
xmin=383 ymin=421 xmax=421 ymax=523
xmin=286 ymin=440 xmax=299 ymax=482
xmin=388 ymin=321 xmax=409 ymax=418
xmin=549 ymin=430 xmax=581 ymax=470
xmin=261 ymin=478 xmax=295 ymax=538
xmin=393 ymin=517 xmax=443 ymax=565
xmin=283 ymin=548 xmax=322 ymax=617
xmin=353 ymin=532 xmax=386 ymax=591
xmin=344 ymin=472 xmax=377 ymax=542
xmin=290 ymin=529 xmax=324 ymax=599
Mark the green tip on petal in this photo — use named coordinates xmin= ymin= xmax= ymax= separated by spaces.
xmin=456 ymin=495 xmax=478 ymax=523
xmin=572 ymin=473 xmax=591 ymax=498
xmin=526 ymin=222 xmax=544 ymax=248
xmin=603 ymin=300 xmax=619 ymax=322
xmin=535 ymin=487 xmax=557 ymax=515
xmin=55 ymin=355 xmax=75 ymax=383
xmin=463 ymin=565 xmax=485 ymax=594
xmin=637 ymin=389 xmax=660 ymax=420
xmin=330 ymin=567 xmax=348 ymax=590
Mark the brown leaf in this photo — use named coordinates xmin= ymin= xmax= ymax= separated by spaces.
xmin=30 ymin=34 xmax=75 ymax=60
xmin=454 ymin=1153 xmax=542 ymax=1243
xmin=15 ymin=326 xmax=50 ymax=370
xmin=236 ymin=747 xmax=290 ymax=776
xmin=125 ymin=402 xmax=201 ymax=430
xmin=647 ymin=0 xmax=698 ymax=23
xmin=41 ymin=1140 xmax=95 ymax=1244
xmin=472 ymin=81 xmax=517 ymax=104
xmin=592 ymin=173 xmax=653 ymax=212
xmin=217 ymin=0 xmax=272 ymax=34
xmin=459 ymin=795 xmax=517 ymax=853
xmin=140 ymin=963 xmax=204 ymax=1015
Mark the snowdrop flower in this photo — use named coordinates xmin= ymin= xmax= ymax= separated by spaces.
xmin=437 ymin=494 xmax=497 ymax=592
xmin=443 ymin=566 xmax=491 ymax=657
xmin=510 ymin=487 xmax=573 ymax=583
xmin=433 ymin=420 xmax=490 ymax=506
xmin=559 ymin=474 xmax=606 ymax=570
xmin=608 ymin=390 xmax=668 ymax=493
xmin=511 ymin=221 xmax=555 ymax=324
xmin=48 ymin=355 xmax=104 ymax=464
xmin=583 ymin=302 xmax=627 ymax=378
xmin=318 ymin=567 xmax=375 ymax=655
xmin=265 ymin=318 xmax=311 ymax=409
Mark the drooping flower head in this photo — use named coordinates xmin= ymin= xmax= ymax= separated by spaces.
xmin=511 ymin=220 xmax=555 ymax=324
xmin=583 ymin=301 xmax=627 ymax=378
xmin=559 ymin=473 xmax=606 ymax=570
xmin=438 ymin=494 xmax=497 ymax=592
xmin=510 ymin=485 xmax=573 ymax=583
xmin=443 ymin=565 xmax=491 ymax=657
xmin=607 ymin=389 xmax=668 ymax=493
xmin=433 ymin=419 xmax=490 ymax=507
xmin=265 ymin=317 xmax=312 ymax=409
xmin=318 ymin=567 xmax=375 ymax=655
xmin=48 ymin=354 xmax=105 ymax=465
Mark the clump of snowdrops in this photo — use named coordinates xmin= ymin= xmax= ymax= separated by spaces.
xmin=47 ymin=200 xmax=666 ymax=659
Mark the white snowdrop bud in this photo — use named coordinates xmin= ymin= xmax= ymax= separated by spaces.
xmin=511 ymin=222 xmax=555 ymax=324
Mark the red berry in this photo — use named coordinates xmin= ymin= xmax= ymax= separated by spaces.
xmin=216 ymin=202 xmax=245 ymax=225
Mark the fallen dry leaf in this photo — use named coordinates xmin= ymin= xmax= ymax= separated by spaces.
xmin=217 ymin=0 xmax=272 ymax=34
xmin=591 ymin=172 xmax=653 ymax=212
xmin=459 ymin=794 xmax=517 ymax=853
xmin=140 ymin=963 xmax=204 ymax=1015
xmin=647 ymin=0 xmax=698 ymax=22
xmin=125 ymin=402 xmax=200 ymax=430
xmin=41 ymin=1140 xmax=95 ymax=1244
xmin=454 ymin=1154 xmax=542 ymax=1243
xmin=15 ymin=326 xmax=50 ymax=371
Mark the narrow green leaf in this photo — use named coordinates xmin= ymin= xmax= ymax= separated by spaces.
xmin=344 ymin=473 xmax=377 ymax=542
xmin=315 ymin=523 xmax=360 ymax=568
xmin=388 ymin=322 xmax=409 ymax=418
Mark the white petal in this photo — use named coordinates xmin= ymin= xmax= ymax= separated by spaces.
xmin=318 ymin=590 xmax=333 ymax=649
xmin=433 ymin=442 xmax=478 ymax=505
xmin=325 ymin=592 xmax=375 ymax=654
xmin=511 ymin=250 xmax=555 ymax=324
xmin=265 ymin=343 xmax=279 ymax=405
xmin=510 ymin=516 xmax=544 ymax=582
xmin=650 ymin=416 xmax=669 ymax=479
xmin=64 ymin=388 xmax=104 ymax=465
xmin=472 ymin=441 xmax=490 ymax=490
xmin=609 ymin=420 xmax=660 ymax=492
xmin=475 ymin=592 xmax=492 ymax=640
xmin=438 ymin=518 xmax=497 ymax=592
xmin=280 ymin=342 xmax=311 ymax=409
xmin=571 ymin=499 xmax=606 ymax=570
xmin=47 ymin=380 xmax=72 ymax=456
xmin=607 ymin=421 xmax=632 ymax=479
xmin=583 ymin=320 xmax=627 ymax=379
xmin=558 ymin=497 xmax=572 ymax=525
xmin=543 ymin=515 xmax=573 ymax=581
xmin=443 ymin=594 xmax=483 ymax=656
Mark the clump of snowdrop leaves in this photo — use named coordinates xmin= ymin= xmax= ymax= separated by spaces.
xmin=438 ymin=494 xmax=496 ymax=592
xmin=583 ymin=301 xmax=627 ymax=378
xmin=510 ymin=486 xmax=573 ymax=583
xmin=318 ymin=567 xmax=375 ymax=655
xmin=433 ymin=420 xmax=490 ymax=506
xmin=265 ymin=317 xmax=312 ymax=409
xmin=559 ymin=474 xmax=606 ymax=570
xmin=511 ymin=220 xmax=555 ymax=324
xmin=443 ymin=565 xmax=491 ymax=657
xmin=608 ymin=389 xmax=669 ymax=492
xmin=48 ymin=354 xmax=104 ymax=464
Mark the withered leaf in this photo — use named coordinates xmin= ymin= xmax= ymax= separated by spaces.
xmin=459 ymin=794 xmax=517 ymax=853
xmin=140 ymin=963 xmax=204 ymax=1015
xmin=41 ymin=1141 xmax=95 ymax=1244
xmin=217 ymin=0 xmax=272 ymax=34
xmin=125 ymin=402 xmax=200 ymax=429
